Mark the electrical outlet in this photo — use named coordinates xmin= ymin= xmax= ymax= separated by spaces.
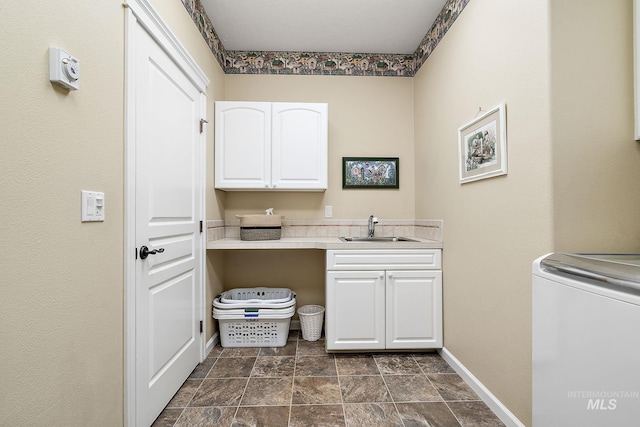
xmin=325 ymin=205 xmax=333 ymax=218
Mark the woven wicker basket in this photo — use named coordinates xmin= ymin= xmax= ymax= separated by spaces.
xmin=237 ymin=214 xmax=283 ymax=241
xmin=240 ymin=227 xmax=281 ymax=241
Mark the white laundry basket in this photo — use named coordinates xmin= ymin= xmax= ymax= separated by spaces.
xmin=213 ymin=287 xmax=296 ymax=347
xmin=297 ymin=305 xmax=325 ymax=341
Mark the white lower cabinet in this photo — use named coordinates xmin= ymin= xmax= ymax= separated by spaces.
xmin=325 ymin=249 xmax=442 ymax=351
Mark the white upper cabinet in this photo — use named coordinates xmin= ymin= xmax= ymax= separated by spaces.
xmin=215 ymin=101 xmax=328 ymax=191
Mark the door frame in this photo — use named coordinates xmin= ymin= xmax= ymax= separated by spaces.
xmin=124 ymin=1 xmax=209 ymax=425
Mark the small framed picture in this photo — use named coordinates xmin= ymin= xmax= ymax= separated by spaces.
xmin=342 ymin=157 xmax=399 ymax=189
xmin=458 ymin=103 xmax=507 ymax=184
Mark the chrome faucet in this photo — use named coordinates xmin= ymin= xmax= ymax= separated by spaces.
xmin=368 ymin=215 xmax=379 ymax=237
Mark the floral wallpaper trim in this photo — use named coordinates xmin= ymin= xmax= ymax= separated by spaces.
xmin=180 ymin=0 xmax=471 ymax=77
xmin=222 ymin=51 xmax=416 ymax=77
xmin=180 ymin=0 xmax=226 ymax=66
xmin=415 ymin=0 xmax=471 ymax=70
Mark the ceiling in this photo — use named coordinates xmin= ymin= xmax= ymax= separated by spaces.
xmin=199 ymin=0 xmax=450 ymax=55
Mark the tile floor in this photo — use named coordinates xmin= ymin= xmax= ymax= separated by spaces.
xmin=152 ymin=331 xmax=505 ymax=427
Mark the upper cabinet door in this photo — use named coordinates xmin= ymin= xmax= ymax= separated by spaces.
xmin=271 ymin=103 xmax=328 ymax=190
xmin=215 ymin=101 xmax=271 ymax=189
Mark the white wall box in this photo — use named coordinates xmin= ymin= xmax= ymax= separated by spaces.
xmin=215 ymin=101 xmax=328 ymax=191
xmin=325 ymin=249 xmax=443 ymax=351
xmin=49 ymin=47 xmax=80 ymax=91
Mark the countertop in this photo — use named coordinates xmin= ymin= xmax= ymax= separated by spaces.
xmin=206 ymin=236 xmax=442 ymax=250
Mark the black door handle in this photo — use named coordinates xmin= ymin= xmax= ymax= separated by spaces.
xmin=139 ymin=245 xmax=165 ymax=260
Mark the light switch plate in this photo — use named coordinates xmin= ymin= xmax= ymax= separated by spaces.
xmin=81 ymin=191 xmax=104 ymax=222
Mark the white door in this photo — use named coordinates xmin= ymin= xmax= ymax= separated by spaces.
xmin=385 ymin=270 xmax=442 ymax=349
xmin=214 ymin=101 xmax=271 ymax=189
xmin=127 ymin=3 xmax=207 ymax=425
xmin=271 ymin=103 xmax=328 ymax=190
xmin=326 ymin=270 xmax=385 ymax=350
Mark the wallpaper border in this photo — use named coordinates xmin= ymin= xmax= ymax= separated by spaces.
xmin=181 ymin=0 xmax=471 ymax=77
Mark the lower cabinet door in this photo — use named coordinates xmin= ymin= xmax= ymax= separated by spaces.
xmin=385 ymin=270 xmax=443 ymax=349
xmin=326 ymin=270 xmax=385 ymax=350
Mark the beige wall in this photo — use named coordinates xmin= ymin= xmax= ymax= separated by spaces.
xmin=222 ymin=74 xmax=416 ymax=220
xmin=550 ymin=0 xmax=640 ymax=252
xmin=413 ymin=1 xmax=553 ymax=424
xmin=414 ymin=0 xmax=640 ymax=425
xmin=0 ymin=0 xmax=224 ymax=424
xmin=0 ymin=1 xmax=125 ymax=425
xmin=223 ymin=250 xmax=326 ymax=310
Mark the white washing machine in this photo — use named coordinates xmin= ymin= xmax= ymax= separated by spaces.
xmin=533 ymin=253 xmax=640 ymax=427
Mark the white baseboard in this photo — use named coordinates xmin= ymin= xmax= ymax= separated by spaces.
xmin=205 ymin=332 xmax=219 ymax=357
xmin=439 ymin=347 xmax=525 ymax=427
